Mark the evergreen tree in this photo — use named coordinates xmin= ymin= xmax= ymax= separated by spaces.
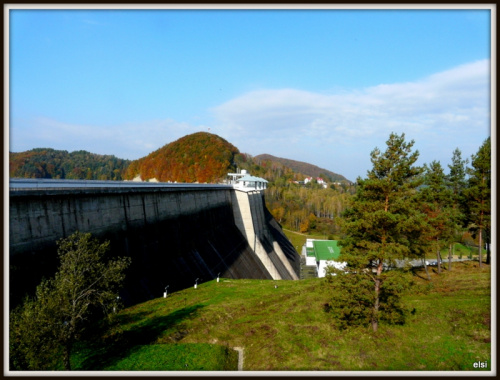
xmin=338 ymin=133 xmax=424 ymax=332
xmin=418 ymin=161 xmax=457 ymax=274
xmin=464 ymin=137 xmax=491 ymax=266
xmin=445 ymin=148 xmax=469 ymax=269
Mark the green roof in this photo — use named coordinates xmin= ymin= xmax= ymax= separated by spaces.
xmin=312 ymin=240 xmax=341 ymax=261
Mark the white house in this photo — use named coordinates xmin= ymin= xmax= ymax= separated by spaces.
xmin=304 ymin=239 xmax=347 ymax=277
xmin=304 ymin=177 xmax=328 ymax=188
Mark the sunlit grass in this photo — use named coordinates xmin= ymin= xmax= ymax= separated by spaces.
xmin=72 ymin=261 xmax=491 ymax=372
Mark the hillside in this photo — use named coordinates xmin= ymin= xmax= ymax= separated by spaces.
xmin=9 ymin=148 xmax=130 ymax=180
xmin=68 ymin=262 xmax=490 ymax=371
xmin=255 ymin=154 xmax=350 ymax=183
xmin=9 ymin=134 xmax=352 ymax=186
xmin=124 ymin=132 xmax=239 ymax=183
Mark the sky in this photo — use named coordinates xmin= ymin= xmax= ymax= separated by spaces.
xmin=7 ymin=5 xmax=493 ymax=181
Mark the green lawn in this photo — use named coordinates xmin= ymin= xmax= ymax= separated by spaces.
xmin=71 ymin=261 xmax=491 ymax=372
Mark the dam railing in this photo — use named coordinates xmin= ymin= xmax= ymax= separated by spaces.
xmin=9 ymin=178 xmax=233 ymax=192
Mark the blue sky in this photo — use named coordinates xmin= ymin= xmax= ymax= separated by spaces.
xmin=8 ymin=6 xmax=492 ymax=181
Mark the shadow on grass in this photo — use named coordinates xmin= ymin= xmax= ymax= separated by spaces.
xmin=410 ymin=267 xmax=430 ymax=281
xmin=77 ymin=304 xmax=205 ymax=370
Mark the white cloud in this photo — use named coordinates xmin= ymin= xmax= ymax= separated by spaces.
xmin=9 ymin=60 xmax=490 ymax=181
xmin=211 ymin=60 xmax=490 ymax=179
xmin=9 ymin=117 xmax=206 ymax=160
xmin=213 ymin=60 xmax=489 ymax=139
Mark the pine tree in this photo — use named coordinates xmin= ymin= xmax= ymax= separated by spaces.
xmin=418 ymin=161 xmax=457 ymax=274
xmin=339 ymin=133 xmax=424 ymax=332
xmin=464 ymin=137 xmax=491 ymax=267
xmin=445 ymin=148 xmax=469 ymax=269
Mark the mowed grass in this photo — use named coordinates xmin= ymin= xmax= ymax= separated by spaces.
xmin=282 ymin=229 xmax=338 ymax=252
xmin=72 ymin=261 xmax=491 ymax=372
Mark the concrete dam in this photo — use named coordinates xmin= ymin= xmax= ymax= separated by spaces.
xmin=9 ymin=179 xmax=300 ymax=307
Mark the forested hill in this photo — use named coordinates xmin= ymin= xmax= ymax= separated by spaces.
xmin=255 ymin=154 xmax=350 ymax=183
xmin=124 ymin=132 xmax=240 ymax=183
xmin=9 ymin=134 xmax=351 ymax=185
xmin=9 ymin=148 xmax=130 ymax=180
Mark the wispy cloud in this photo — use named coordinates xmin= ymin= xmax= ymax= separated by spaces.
xmin=210 ymin=60 xmax=490 ymax=178
xmin=10 ymin=117 xmax=205 ymax=160
xmin=212 ymin=60 xmax=489 ymax=143
xmin=9 ymin=60 xmax=490 ymax=180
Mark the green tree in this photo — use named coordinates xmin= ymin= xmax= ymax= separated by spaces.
xmin=10 ymin=232 xmax=131 ymax=370
xmin=464 ymin=137 xmax=491 ymax=266
xmin=418 ymin=161 xmax=457 ymax=274
xmin=445 ymin=148 xmax=469 ymax=269
xmin=338 ymin=132 xmax=424 ymax=332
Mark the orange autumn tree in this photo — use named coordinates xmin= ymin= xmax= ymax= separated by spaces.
xmin=125 ymin=132 xmax=239 ymax=183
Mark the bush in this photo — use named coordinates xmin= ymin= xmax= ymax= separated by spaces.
xmin=324 ymin=268 xmax=412 ymax=329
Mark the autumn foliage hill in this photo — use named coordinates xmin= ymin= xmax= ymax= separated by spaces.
xmin=255 ymin=154 xmax=350 ymax=183
xmin=124 ymin=132 xmax=240 ymax=183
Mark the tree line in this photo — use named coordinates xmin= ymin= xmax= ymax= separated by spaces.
xmin=9 ymin=148 xmax=131 ymax=181
xmin=235 ymin=153 xmax=357 ymax=237
xmin=325 ymin=133 xmax=491 ymax=332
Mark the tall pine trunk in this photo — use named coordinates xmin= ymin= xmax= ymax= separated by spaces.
xmin=437 ymin=239 xmax=441 ymax=274
xmin=422 ymin=257 xmax=431 ymax=281
xmin=478 ymin=227 xmax=483 ymax=268
xmin=372 ymin=262 xmax=383 ymax=332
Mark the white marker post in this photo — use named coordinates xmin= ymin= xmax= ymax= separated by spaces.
xmin=164 ymin=285 xmax=169 ymax=298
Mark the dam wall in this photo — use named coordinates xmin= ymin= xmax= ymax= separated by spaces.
xmin=9 ymin=180 xmax=300 ymax=307
xmin=231 ymin=190 xmax=299 ymax=280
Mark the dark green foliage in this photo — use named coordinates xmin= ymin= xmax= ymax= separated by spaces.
xmin=9 ymin=148 xmax=131 ymax=180
xmin=377 ymin=270 xmax=413 ymax=325
xmin=463 ymin=137 xmax=491 ymax=266
xmin=325 ymin=268 xmax=413 ymax=329
xmin=446 ymin=148 xmax=469 ymax=224
xmin=9 ymin=232 xmax=131 ymax=371
xmin=417 ymin=161 xmax=458 ymax=274
xmin=337 ymin=133 xmax=424 ymax=331
xmin=324 ymin=269 xmax=375 ymax=329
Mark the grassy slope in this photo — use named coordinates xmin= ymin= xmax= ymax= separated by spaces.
xmin=73 ymin=262 xmax=491 ymax=372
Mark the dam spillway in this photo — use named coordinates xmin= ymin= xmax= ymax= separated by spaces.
xmin=9 ymin=179 xmax=300 ymax=307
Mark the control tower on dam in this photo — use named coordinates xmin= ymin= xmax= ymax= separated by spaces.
xmin=9 ymin=179 xmax=300 ymax=307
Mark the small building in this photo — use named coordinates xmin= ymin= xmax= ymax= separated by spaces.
xmin=304 ymin=177 xmax=328 ymax=189
xmin=227 ymin=169 xmax=249 ymax=185
xmin=304 ymin=239 xmax=346 ymax=277
xmin=236 ymin=174 xmax=268 ymax=190
xmin=228 ymin=170 xmax=268 ymax=191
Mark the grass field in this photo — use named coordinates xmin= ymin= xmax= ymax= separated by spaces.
xmin=71 ymin=261 xmax=491 ymax=372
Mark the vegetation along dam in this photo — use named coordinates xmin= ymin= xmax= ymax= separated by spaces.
xmin=9 ymin=179 xmax=300 ymax=307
